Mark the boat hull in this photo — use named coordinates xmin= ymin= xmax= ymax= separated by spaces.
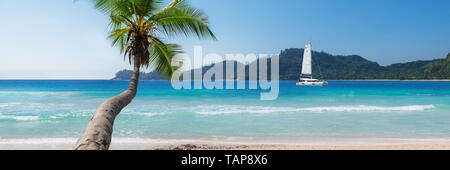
xmin=296 ymin=81 xmax=328 ymax=86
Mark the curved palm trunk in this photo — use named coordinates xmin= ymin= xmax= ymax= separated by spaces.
xmin=74 ymin=59 xmax=140 ymax=150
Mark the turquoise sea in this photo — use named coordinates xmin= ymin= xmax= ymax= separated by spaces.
xmin=0 ymin=80 xmax=449 ymax=141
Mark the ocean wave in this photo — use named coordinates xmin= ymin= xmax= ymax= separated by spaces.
xmin=0 ymin=102 xmax=75 ymax=109
xmin=48 ymin=112 xmax=92 ymax=119
xmin=0 ymin=138 xmax=77 ymax=144
xmin=0 ymin=115 xmax=39 ymax=121
xmin=0 ymin=109 xmax=93 ymax=121
xmin=0 ymin=91 xmax=81 ymax=96
xmin=0 ymin=102 xmax=22 ymax=108
xmin=122 ymin=112 xmax=168 ymax=117
xmin=0 ymin=137 xmax=247 ymax=145
xmin=194 ymin=105 xmax=436 ymax=115
xmin=0 ymin=137 xmax=196 ymax=145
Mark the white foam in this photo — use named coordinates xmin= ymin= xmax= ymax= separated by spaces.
xmin=0 ymin=102 xmax=75 ymax=110
xmin=0 ymin=102 xmax=22 ymax=108
xmin=1 ymin=137 xmax=449 ymax=146
xmin=0 ymin=115 xmax=39 ymax=121
xmin=49 ymin=113 xmax=89 ymax=119
xmin=123 ymin=112 xmax=168 ymax=117
xmin=195 ymin=105 xmax=436 ymax=115
xmin=0 ymin=137 xmax=202 ymax=145
xmin=0 ymin=91 xmax=80 ymax=96
xmin=0 ymin=138 xmax=77 ymax=144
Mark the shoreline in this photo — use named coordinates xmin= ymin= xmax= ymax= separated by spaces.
xmin=2 ymin=137 xmax=450 ymax=150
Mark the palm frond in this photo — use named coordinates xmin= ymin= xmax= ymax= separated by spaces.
xmin=133 ymin=0 xmax=163 ymax=16
xmin=91 ymin=0 xmax=161 ymax=17
xmin=108 ymin=14 xmax=134 ymax=32
xmin=108 ymin=28 xmax=130 ymax=54
xmin=91 ymin=0 xmax=133 ymax=17
xmin=148 ymin=38 xmax=183 ymax=79
xmin=155 ymin=0 xmax=183 ymax=14
xmin=150 ymin=0 xmax=216 ymax=40
xmin=91 ymin=0 xmax=213 ymax=79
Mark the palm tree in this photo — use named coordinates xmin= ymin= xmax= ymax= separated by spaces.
xmin=75 ymin=0 xmax=216 ymax=150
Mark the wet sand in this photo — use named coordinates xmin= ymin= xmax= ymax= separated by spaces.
xmin=1 ymin=137 xmax=450 ymax=150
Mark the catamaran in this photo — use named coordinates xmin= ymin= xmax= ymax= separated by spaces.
xmin=296 ymin=43 xmax=328 ymax=86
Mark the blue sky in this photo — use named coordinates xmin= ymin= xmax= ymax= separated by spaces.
xmin=0 ymin=0 xmax=449 ymax=79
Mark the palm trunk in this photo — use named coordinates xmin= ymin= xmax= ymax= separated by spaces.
xmin=74 ymin=58 xmax=140 ymax=150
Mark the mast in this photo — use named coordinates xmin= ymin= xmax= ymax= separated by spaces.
xmin=301 ymin=43 xmax=312 ymax=78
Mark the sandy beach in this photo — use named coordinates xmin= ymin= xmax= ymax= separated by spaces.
xmin=1 ymin=137 xmax=450 ymax=150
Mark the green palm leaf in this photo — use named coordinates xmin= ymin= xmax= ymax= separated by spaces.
xmin=91 ymin=0 xmax=215 ymax=79
xmin=148 ymin=39 xmax=183 ymax=78
xmin=151 ymin=1 xmax=216 ymax=40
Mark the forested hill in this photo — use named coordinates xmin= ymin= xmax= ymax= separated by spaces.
xmin=112 ymin=49 xmax=450 ymax=80
xmin=279 ymin=49 xmax=383 ymax=79
xmin=278 ymin=49 xmax=450 ymax=79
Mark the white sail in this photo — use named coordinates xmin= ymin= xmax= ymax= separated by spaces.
xmin=296 ymin=43 xmax=328 ymax=86
xmin=301 ymin=43 xmax=312 ymax=75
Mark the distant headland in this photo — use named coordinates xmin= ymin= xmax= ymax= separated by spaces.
xmin=112 ymin=49 xmax=450 ymax=80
